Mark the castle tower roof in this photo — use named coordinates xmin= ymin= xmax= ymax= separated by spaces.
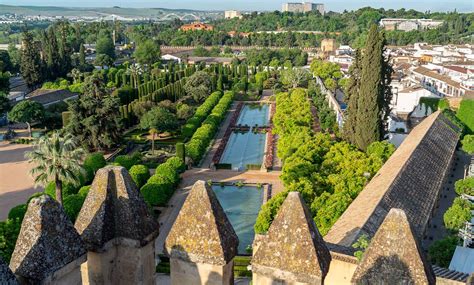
xmin=165 ymin=180 xmax=238 ymax=265
xmin=75 ymin=166 xmax=159 ymax=251
xmin=351 ymin=208 xmax=435 ymax=284
xmin=0 ymin=258 xmax=17 ymax=284
xmin=252 ymin=192 xmax=331 ymax=284
xmin=9 ymin=195 xmax=86 ymax=282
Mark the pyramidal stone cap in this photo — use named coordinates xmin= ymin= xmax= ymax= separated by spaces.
xmin=351 ymin=208 xmax=436 ymax=285
xmin=9 ymin=195 xmax=86 ymax=282
xmin=252 ymin=192 xmax=331 ymax=284
xmin=75 ymin=166 xmax=159 ymax=251
xmin=165 ymin=180 xmax=238 ymax=265
xmin=0 ymin=257 xmax=18 ymax=284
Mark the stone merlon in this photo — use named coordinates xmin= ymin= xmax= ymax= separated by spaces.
xmin=9 ymin=195 xmax=86 ymax=282
xmin=252 ymin=191 xmax=331 ymax=284
xmin=75 ymin=166 xmax=159 ymax=251
xmin=351 ymin=208 xmax=436 ymax=285
xmin=165 ymin=180 xmax=239 ymax=265
xmin=0 ymin=257 xmax=18 ymax=284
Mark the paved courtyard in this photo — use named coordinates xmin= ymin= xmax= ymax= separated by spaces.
xmin=0 ymin=142 xmax=40 ymax=220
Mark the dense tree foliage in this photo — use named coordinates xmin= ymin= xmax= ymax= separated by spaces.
xmin=256 ymin=87 xmax=394 ymax=235
xmin=461 ymin=135 xmax=474 ymax=154
xmin=343 ymin=25 xmax=392 ymax=151
xmin=457 ymin=100 xmax=474 ymax=134
xmin=8 ymin=100 xmax=45 ymax=137
xmin=66 ymin=75 xmax=123 ymax=150
xmin=134 ymin=39 xmax=161 ymax=67
xmin=428 ymin=236 xmax=459 ymax=267
xmin=184 ymin=71 xmax=212 ymax=103
xmin=20 ymin=31 xmax=44 ymax=88
xmin=454 ymin=177 xmax=474 ymax=196
xmin=444 ymin=197 xmax=472 ymax=232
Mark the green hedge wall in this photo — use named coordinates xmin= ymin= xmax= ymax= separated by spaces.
xmin=186 ymin=91 xmax=234 ymax=163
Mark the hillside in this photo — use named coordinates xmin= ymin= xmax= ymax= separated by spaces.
xmin=0 ymin=4 xmax=222 ymax=20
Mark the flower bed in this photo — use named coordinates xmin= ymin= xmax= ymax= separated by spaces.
xmin=264 ymin=103 xmax=276 ymax=170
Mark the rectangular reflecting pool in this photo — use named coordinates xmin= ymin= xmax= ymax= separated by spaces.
xmin=219 ymin=132 xmax=266 ymax=170
xmin=237 ymin=104 xmax=269 ymax=126
xmin=212 ymin=185 xmax=263 ymax=254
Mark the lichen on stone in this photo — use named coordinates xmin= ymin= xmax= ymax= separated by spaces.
xmin=252 ymin=192 xmax=331 ymax=284
xmin=0 ymin=257 xmax=18 ymax=284
xmin=165 ymin=180 xmax=238 ymax=265
xmin=75 ymin=166 xmax=159 ymax=251
xmin=9 ymin=195 xmax=86 ymax=282
xmin=351 ymin=208 xmax=436 ymax=285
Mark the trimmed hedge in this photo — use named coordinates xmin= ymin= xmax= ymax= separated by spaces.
xmin=63 ymin=194 xmax=86 ymax=222
xmin=45 ymin=181 xmax=79 ymax=198
xmin=140 ymin=156 xmax=185 ymax=206
xmin=129 ymin=164 xmax=151 ymax=188
xmin=78 ymin=185 xmax=91 ymax=197
xmin=7 ymin=204 xmax=27 ymax=222
xmin=186 ymin=91 xmax=234 ymax=163
xmin=83 ymin=153 xmax=106 ymax=182
xmin=181 ymin=91 xmax=222 ymax=138
xmin=114 ymin=152 xmax=142 ymax=170
xmin=140 ymin=183 xmax=172 ymax=206
xmin=176 ymin=142 xmax=185 ymax=162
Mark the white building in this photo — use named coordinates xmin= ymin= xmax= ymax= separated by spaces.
xmin=380 ymin=18 xmax=443 ymax=32
xmin=282 ymin=2 xmax=325 ymax=15
xmin=224 ymin=10 xmax=242 ymax=19
xmin=391 ymin=85 xmax=439 ymax=115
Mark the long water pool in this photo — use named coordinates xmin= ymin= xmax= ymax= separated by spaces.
xmin=220 ymin=104 xmax=269 ymax=170
xmin=212 ymin=185 xmax=263 ymax=253
xmin=237 ymin=104 xmax=269 ymax=126
xmin=220 ymin=132 xmax=266 ymax=170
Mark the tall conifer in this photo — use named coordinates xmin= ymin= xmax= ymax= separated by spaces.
xmin=343 ymin=24 xmax=392 ymax=151
xmin=20 ymin=31 xmax=44 ymax=88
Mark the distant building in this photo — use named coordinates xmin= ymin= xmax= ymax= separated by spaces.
xmin=282 ymin=2 xmax=325 ymax=15
xmin=321 ymin=38 xmax=337 ymax=53
xmin=224 ymin=10 xmax=242 ymax=19
xmin=380 ymin=18 xmax=444 ymax=32
xmin=180 ymin=22 xmax=214 ymax=32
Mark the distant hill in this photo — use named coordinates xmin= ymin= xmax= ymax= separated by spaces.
xmin=0 ymin=4 xmax=223 ymax=20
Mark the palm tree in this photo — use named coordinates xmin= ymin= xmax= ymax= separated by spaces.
xmin=25 ymin=132 xmax=85 ymax=204
xmin=149 ymin=128 xmax=158 ymax=155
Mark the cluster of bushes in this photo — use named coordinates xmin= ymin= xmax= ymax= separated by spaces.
xmin=255 ymin=88 xmax=394 ymax=236
xmin=114 ymin=152 xmax=142 ymax=170
xmin=444 ymin=197 xmax=473 ymax=232
xmin=309 ymin=83 xmax=338 ymax=132
xmin=41 ymin=78 xmax=83 ymax=93
xmin=140 ymin=157 xmax=185 ymax=206
xmin=186 ymin=91 xmax=234 ymax=163
xmin=456 ymin=99 xmax=474 ymax=134
xmin=181 ymin=91 xmax=223 ymax=138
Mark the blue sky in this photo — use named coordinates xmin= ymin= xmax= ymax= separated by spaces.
xmin=2 ymin=0 xmax=473 ymax=12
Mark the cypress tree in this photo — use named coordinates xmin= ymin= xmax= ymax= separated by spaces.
xmin=343 ymin=24 xmax=392 ymax=151
xmin=20 ymin=31 xmax=44 ymax=88
xmin=343 ymin=49 xmax=362 ymax=145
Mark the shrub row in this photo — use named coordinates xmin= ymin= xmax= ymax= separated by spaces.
xmin=181 ymin=91 xmax=223 ymax=138
xmin=140 ymin=157 xmax=185 ymax=206
xmin=186 ymin=91 xmax=234 ymax=163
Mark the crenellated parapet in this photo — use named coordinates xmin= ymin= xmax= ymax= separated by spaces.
xmin=165 ymin=180 xmax=239 ymax=285
xmin=9 ymin=195 xmax=86 ymax=285
xmin=75 ymin=166 xmax=159 ymax=285
xmin=252 ymin=192 xmax=332 ymax=285
xmin=351 ymin=208 xmax=436 ymax=285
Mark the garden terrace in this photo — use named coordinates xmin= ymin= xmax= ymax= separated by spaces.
xmin=325 ymin=111 xmax=461 ymax=247
xmin=217 ymin=103 xmax=271 ymax=171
